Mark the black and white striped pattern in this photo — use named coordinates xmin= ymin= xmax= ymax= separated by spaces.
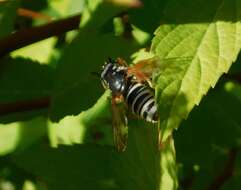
xmin=124 ymin=80 xmax=158 ymax=123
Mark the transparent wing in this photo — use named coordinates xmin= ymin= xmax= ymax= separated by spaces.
xmin=127 ymin=56 xmax=193 ymax=82
xmin=111 ymin=96 xmax=128 ymax=152
xmin=128 ymin=57 xmax=159 ymax=81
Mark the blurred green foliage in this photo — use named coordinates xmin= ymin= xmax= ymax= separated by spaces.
xmin=0 ymin=0 xmax=240 ymax=190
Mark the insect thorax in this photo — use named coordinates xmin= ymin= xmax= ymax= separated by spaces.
xmin=101 ymin=62 xmax=128 ymax=95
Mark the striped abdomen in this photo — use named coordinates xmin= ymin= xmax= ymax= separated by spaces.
xmin=123 ymin=81 xmax=158 ymax=123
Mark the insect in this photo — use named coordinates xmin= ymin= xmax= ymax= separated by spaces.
xmin=100 ymin=57 xmax=159 ymax=151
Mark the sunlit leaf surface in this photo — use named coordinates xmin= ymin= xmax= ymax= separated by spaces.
xmin=151 ymin=0 xmax=241 ymax=142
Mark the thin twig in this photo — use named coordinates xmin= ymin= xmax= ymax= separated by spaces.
xmin=0 ymin=96 xmax=50 ymax=116
xmin=207 ymin=148 xmax=238 ymax=190
xmin=224 ymin=73 xmax=241 ymax=84
xmin=0 ymin=14 xmax=81 ymax=57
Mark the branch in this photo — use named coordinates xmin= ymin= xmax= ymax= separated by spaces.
xmin=0 ymin=14 xmax=81 ymax=57
xmin=180 ymin=174 xmax=195 ymax=189
xmin=0 ymin=96 xmax=50 ymax=116
xmin=207 ymin=148 xmax=238 ymax=190
xmin=224 ymin=73 xmax=241 ymax=84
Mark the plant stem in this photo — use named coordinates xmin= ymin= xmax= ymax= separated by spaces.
xmin=0 ymin=14 xmax=81 ymax=58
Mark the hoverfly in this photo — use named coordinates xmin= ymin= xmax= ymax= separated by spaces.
xmin=100 ymin=56 xmax=160 ymax=151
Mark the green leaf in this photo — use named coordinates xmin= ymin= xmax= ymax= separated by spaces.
xmin=13 ymin=124 xmax=169 ymax=190
xmin=11 ymin=38 xmax=57 ymax=64
xmin=0 ymin=0 xmax=19 ymax=38
xmin=159 ymin=137 xmax=178 ymax=190
xmin=0 ymin=57 xmax=53 ymax=102
xmin=45 ymin=0 xmax=85 ymax=19
xmin=151 ymin=0 xmax=241 ymax=142
xmin=81 ymin=0 xmax=127 ymax=29
xmin=0 ymin=117 xmax=47 ymax=156
xmin=221 ymin=151 xmax=241 ymax=190
xmin=47 ymin=0 xmax=80 ymax=17
xmin=0 ymin=57 xmax=54 ymax=123
xmin=67 ymin=0 xmax=86 ymax=15
xmin=49 ymin=90 xmax=178 ymax=189
xmin=174 ymin=86 xmax=241 ymax=189
xmin=129 ymin=0 xmax=166 ymax=33
xmin=48 ymin=91 xmax=113 ymax=147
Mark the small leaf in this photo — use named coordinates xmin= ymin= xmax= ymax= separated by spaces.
xmin=151 ymin=0 xmax=241 ymax=142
